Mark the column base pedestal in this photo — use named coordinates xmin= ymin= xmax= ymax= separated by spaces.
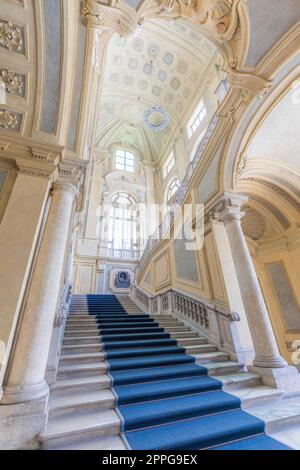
xmin=253 ymin=355 xmax=288 ymax=369
xmin=1 ymin=380 xmax=49 ymax=404
xmin=249 ymin=365 xmax=300 ymax=396
xmin=0 ymin=396 xmax=48 ymax=449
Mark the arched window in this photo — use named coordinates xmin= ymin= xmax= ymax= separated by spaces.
xmin=167 ymin=179 xmax=180 ymax=203
xmin=107 ymin=192 xmax=138 ymax=257
xmin=114 ymin=149 xmax=135 ymax=173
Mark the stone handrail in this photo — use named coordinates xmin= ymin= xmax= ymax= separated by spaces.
xmin=55 ymin=281 xmax=72 ymax=327
xmin=130 ymin=285 xmax=242 ymax=360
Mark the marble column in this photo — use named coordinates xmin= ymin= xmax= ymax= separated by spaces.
xmin=2 ymin=176 xmax=79 ymax=404
xmin=0 ymin=155 xmax=57 ymax=389
xmin=213 ymin=193 xmax=287 ymax=369
xmin=212 ymin=193 xmax=300 ymax=394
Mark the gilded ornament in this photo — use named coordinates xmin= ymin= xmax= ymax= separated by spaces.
xmin=0 ymin=20 xmax=23 ymax=52
xmin=0 ymin=109 xmax=18 ymax=129
xmin=1 ymin=70 xmax=23 ymax=95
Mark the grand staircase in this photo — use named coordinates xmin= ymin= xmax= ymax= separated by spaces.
xmin=39 ymin=295 xmax=300 ymax=450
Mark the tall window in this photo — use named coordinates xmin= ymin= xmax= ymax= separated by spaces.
xmin=187 ymin=100 xmax=207 ymax=138
xmin=115 ymin=149 xmax=135 ymax=173
xmin=167 ymin=178 xmax=180 ymax=202
xmin=107 ymin=193 xmax=137 ymax=257
xmin=162 ymin=152 xmax=175 ymax=179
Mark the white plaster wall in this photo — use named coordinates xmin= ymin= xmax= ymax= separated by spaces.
xmin=246 ymin=0 xmax=300 ymax=66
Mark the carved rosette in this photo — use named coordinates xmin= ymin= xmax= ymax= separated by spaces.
xmin=0 ymin=109 xmax=18 ymax=129
xmin=0 ymin=20 xmax=23 ymax=52
xmin=81 ymin=0 xmax=137 ymax=37
xmin=0 ymin=69 xmax=24 ymax=95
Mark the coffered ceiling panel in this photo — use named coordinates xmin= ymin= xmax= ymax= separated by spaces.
xmin=96 ymin=18 xmax=222 ymax=161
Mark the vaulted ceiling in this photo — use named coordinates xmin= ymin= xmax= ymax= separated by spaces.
xmin=95 ymin=18 xmax=222 ymax=162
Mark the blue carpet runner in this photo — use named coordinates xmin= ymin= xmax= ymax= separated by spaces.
xmin=83 ymin=295 xmax=290 ymax=450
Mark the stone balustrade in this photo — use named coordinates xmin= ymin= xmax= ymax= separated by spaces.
xmin=130 ymin=285 xmax=242 ymax=361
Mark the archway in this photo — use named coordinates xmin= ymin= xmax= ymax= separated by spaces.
xmin=234 ymin=83 xmax=300 ymax=364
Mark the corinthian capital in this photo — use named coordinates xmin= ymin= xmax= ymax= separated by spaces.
xmin=81 ymin=0 xmax=137 ymax=37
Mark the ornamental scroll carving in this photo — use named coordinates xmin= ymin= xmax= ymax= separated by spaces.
xmin=81 ymin=0 xmax=137 ymax=37
xmin=139 ymin=0 xmax=241 ymax=42
xmin=81 ymin=0 xmax=241 ymax=43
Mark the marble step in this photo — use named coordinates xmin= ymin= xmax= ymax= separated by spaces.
xmin=170 ymin=331 xmax=200 ymax=339
xmin=194 ymin=351 xmax=229 ymax=364
xmin=152 ymin=315 xmax=175 ymax=320
xmin=50 ymin=382 xmax=278 ymax=420
xmin=232 ymin=385 xmax=283 ymax=409
xmin=59 ymin=352 xmax=105 ymax=366
xmin=63 ymin=335 xmax=100 ymax=345
xmin=60 ymin=350 xmax=227 ymax=369
xmin=64 ymin=329 xmax=100 ymax=337
xmin=61 ymin=343 xmax=102 ymax=355
xmin=184 ymin=344 xmax=217 ymax=355
xmin=216 ymin=372 xmax=261 ymax=391
xmin=47 ymin=434 xmax=127 ymax=451
xmin=40 ymin=409 xmax=120 ymax=449
xmin=248 ymin=396 xmax=300 ymax=433
xmin=65 ymin=324 xmax=99 ymax=331
xmin=66 ymin=320 xmax=98 ymax=326
xmin=57 ymin=362 xmax=107 ymax=379
xmin=206 ymin=361 xmax=244 ymax=376
xmin=51 ymin=375 xmax=111 ymax=396
xmin=61 ymin=341 xmax=213 ymax=356
xmin=62 ymin=335 xmax=208 ymax=349
xmin=49 ymin=389 xmax=115 ymax=418
xmin=177 ymin=337 xmax=207 ymax=346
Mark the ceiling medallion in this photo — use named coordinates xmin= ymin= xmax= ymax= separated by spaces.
xmin=144 ymin=106 xmax=170 ymax=132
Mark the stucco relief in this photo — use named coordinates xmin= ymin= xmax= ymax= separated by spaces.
xmin=139 ymin=0 xmax=241 ymax=41
xmin=0 ymin=20 xmax=24 ymax=53
xmin=0 ymin=109 xmax=19 ymax=129
xmin=0 ymin=69 xmax=24 ymax=96
xmin=81 ymin=0 xmax=137 ymax=37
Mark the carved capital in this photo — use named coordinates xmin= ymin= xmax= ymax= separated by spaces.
xmin=53 ymin=160 xmax=87 ymax=200
xmin=209 ymin=191 xmax=248 ymax=224
xmin=81 ymin=0 xmax=137 ymax=37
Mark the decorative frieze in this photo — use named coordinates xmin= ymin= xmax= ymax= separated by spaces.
xmin=0 ymin=19 xmax=24 ymax=53
xmin=0 ymin=108 xmax=22 ymax=130
xmin=0 ymin=69 xmax=25 ymax=96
